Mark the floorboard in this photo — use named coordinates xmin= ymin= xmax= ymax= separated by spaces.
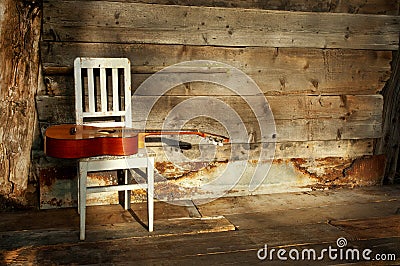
xmin=1 ymin=186 xmax=399 ymax=265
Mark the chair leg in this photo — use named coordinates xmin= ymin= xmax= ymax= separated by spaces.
xmin=79 ymin=161 xmax=88 ymax=241
xmin=147 ymin=157 xmax=154 ymax=232
xmin=77 ymin=165 xmax=80 ymax=214
xmin=124 ymin=169 xmax=131 ymax=210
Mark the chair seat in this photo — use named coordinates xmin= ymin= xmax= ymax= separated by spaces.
xmin=79 ymin=151 xmax=155 ymax=172
xmin=79 ymin=150 xmax=156 ymax=162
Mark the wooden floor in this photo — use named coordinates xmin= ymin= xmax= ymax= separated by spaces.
xmin=1 ymin=186 xmax=400 ymax=265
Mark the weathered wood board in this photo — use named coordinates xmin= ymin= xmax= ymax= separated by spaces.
xmin=41 ymin=45 xmax=392 ymax=96
xmin=42 ymin=1 xmax=400 ymax=50
xmin=65 ymin=0 xmax=400 ymax=15
xmin=37 ymin=94 xmax=384 ymax=121
xmin=0 ymin=0 xmax=42 ymax=203
xmin=330 ymin=215 xmax=400 ymax=239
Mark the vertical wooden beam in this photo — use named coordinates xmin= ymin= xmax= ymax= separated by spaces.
xmin=376 ymin=50 xmax=400 ymax=184
xmin=0 ymin=0 xmax=42 ymax=205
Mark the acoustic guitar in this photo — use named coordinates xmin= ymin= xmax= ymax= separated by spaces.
xmin=45 ymin=124 xmax=229 ymax=159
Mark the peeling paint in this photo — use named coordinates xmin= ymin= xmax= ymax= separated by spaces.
xmin=38 ymin=155 xmax=386 ymax=209
xmin=291 ymin=155 xmax=385 ymax=189
xmin=343 ymin=155 xmax=385 ymax=185
xmin=155 ymin=161 xmax=222 ymax=181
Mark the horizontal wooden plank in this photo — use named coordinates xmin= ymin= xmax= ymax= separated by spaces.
xmin=42 ymin=72 xmax=390 ymax=97
xmin=330 ymin=215 xmax=400 ymax=239
xmin=69 ymin=0 xmax=400 ymax=15
xmin=41 ymin=71 xmax=390 ymax=96
xmin=147 ymin=139 xmax=375 ymax=160
xmin=0 ymin=215 xmax=235 ymax=250
xmin=36 ymin=96 xmax=75 ymax=124
xmin=41 ymin=44 xmax=393 ymax=75
xmin=42 ymin=1 xmax=400 ymax=49
xmin=276 ymin=119 xmax=381 ymax=141
xmin=196 ymin=186 xmax=400 ymax=217
xmin=36 ymin=94 xmax=382 ymax=141
xmin=276 ymin=139 xmax=374 ymax=158
xmin=36 ymin=95 xmax=383 ymax=121
xmin=136 ymin=94 xmax=384 ymax=121
xmin=40 ymin=44 xmax=392 ymax=95
xmin=132 ymin=118 xmax=382 ymax=142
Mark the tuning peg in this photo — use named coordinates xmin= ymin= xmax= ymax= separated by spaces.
xmin=204 ymin=136 xmax=225 ymax=146
xmin=211 ymin=138 xmax=218 ymax=146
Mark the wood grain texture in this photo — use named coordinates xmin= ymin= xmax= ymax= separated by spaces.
xmin=0 ymin=0 xmax=41 ymax=202
xmin=330 ymin=215 xmax=400 ymax=239
xmin=36 ymin=95 xmax=383 ymax=121
xmin=42 ymin=1 xmax=400 ymax=49
xmin=64 ymin=0 xmax=399 ymax=15
xmin=41 ymin=44 xmax=392 ymax=96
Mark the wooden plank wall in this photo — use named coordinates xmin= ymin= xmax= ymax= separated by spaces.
xmin=37 ymin=0 xmax=399 ymax=208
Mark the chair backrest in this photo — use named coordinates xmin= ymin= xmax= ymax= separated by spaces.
xmin=74 ymin=57 xmax=132 ymax=127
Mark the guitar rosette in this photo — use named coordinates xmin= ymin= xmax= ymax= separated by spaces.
xmin=127 ymin=60 xmax=276 ymax=205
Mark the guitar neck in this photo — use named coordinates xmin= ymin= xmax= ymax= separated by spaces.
xmin=142 ymin=130 xmax=228 ymax=140
xmin=136 ymin=129 xmax=229 ymax=148
xmin=142 ymin=129 xmax=203 ymax=137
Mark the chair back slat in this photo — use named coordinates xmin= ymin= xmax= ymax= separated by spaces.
xmin=99 ymin=68 xmax=108 ymax=113
xmin=112 ymin=68 xmax=119 ymax=112
xmin=74 ymin=57 xmax=132 ymax=127
xmin=87 ymin=68 xmax=96 ymax=114
xmin=75 ymin=66 xmax=84 ymax=124
xmin=124 ymin=66 xmax=132 ymax=124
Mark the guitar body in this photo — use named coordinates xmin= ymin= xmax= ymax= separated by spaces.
xmin=45 ymin=124 xmax=138 ymax=159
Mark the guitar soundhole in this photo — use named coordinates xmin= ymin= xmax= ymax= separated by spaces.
xmin=69 ymin=127 xmax=77 ymax=135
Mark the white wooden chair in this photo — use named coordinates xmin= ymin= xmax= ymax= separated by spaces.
xmin=74 ymin=57 xmax=154 ymax=240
